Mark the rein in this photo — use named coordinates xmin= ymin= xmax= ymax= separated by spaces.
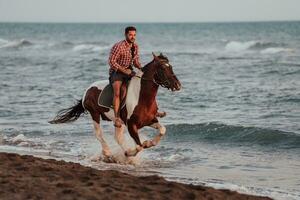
xmin=134 ymin=75 xmax=160 ymax=86
xmin=135 ymin=73 xmax=175 ymax=89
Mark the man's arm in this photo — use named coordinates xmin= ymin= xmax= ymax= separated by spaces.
xmin=108 ymin=44 xmax=123 ymax=71
xmin=133 ymin=44 xmax=142 ymax=69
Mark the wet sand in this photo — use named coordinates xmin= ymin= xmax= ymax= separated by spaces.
xmin=0 ymin=152 xmax=272 ymax=200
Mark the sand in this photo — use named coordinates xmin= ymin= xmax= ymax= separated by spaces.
xmin=0 ymin=152 xmax=272 ymax=200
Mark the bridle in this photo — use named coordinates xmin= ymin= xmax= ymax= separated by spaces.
xmin=135 ymin=59 xmax=175 ymax=89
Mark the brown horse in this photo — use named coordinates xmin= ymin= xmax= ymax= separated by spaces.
xmin=49 ymin=53 xmax=181 ymax=160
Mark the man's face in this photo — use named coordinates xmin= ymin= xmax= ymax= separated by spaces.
xmin=125 ymin=30 xmax=136 ymax=43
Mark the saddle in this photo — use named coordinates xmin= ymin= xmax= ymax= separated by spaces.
xmin=97 ymin=82 xmax=127 ymax=109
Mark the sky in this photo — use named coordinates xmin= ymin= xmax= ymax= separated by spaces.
xmin=0 ymin=0 xmax=300 ymax=23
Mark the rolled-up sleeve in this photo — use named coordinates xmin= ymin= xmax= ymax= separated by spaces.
xmin=108 ymin=44 xmax=123 ymax=71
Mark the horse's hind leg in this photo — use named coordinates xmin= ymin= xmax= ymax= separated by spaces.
xmin=114 ymin=125 xmax=127 ymax=151
xmin=92 ymin=120 xmax=112 ymax=157
xmin=90 ymin=112 xmax=112 ymax=158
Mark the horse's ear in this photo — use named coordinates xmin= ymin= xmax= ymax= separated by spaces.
xmin=152 ymin=52 xmax=158 ymax=60
xmin=159 ymin=52 xmax=163 ymax=57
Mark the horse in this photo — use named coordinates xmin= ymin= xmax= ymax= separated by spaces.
xmin=49 ymin=52 xmax=181 ymax=160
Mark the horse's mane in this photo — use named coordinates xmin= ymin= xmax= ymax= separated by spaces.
xmin=142 ymin=53 xmax=168 ymax=72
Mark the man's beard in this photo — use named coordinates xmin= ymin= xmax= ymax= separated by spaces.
xmin=126 ymin=38 xmax=135 ymax=43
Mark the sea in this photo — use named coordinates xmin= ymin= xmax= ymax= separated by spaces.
xmin=0 ymin=22 xmax=299 ymax=200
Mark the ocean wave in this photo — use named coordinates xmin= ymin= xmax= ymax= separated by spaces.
xmin=163 ymin=51 xmax=209 ymax=56
xmin=0 ymin=38 xmax=110 ymax=52
xmin=0 ymin=134 xmax=44 ymax=148
xmin=0 ymin=38 xmax=9 ymax=45
xmin=260 ymin=47 xmax=294 ymax=54
xmin=72 ymin=44 xmax=110 ymax=52
xmin=216 ymin=56 xmax=248 ymax=60
xmin=165 ymin=123 xmax=300 ymax=148
xmin=49 ymin=41 xmax=74 ymax=49
xmin=0 ymin=134 xmax=79 ymax=153
xmin=0 ymin=38 xmax=33 ymax=49
xmin=225 ymin=40 xmax=291 ymax=53
xmin=225 ymin=41 xmax=256 ymax=52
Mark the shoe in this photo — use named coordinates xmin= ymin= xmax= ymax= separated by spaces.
xmin=114 ymin=117 xmax=122 ymax=128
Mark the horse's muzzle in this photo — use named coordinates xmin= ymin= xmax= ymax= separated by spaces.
xmin=171 ymin=81 xmax=181 ymax=91
xmin=175 ymin=81 xmax=181 ymax=91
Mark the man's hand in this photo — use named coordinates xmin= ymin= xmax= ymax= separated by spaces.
xmin=117 ymin=67 xmax=131 ymax=76
xmin=129 ymin=70 xmax=136 ymax=77
xmin=116 ymin=67 xmax=136 ymax=77
xmin=123 ymin=68 xmax=136 ymax=77
xmin=124 ymin=68 xmax=132 ymax=76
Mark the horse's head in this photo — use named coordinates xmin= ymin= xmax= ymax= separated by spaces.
xmin=150 ymin=52 xmax=181 ymax=91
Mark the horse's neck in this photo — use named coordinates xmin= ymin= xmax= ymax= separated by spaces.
xmin=125 ymin=67 xmax=158 ymax=119
xmin=140 ymin=63 xmax=159 ymax=105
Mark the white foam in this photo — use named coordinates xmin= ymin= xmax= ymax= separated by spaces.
xmin=92 ymin=45 xmax=110 ymax=52
xmin=166 ymin=154 xmax=185 ymax=162
xmin=0 ymin=38 xmax=9 ymax=45
xmin=17 ymin=141 xmax=31 ymax=147
xmin=1 ymin=134 xmax=46 ymax=148
xmin=205 ymin=181 xmax=300 ymax=200
xmin=72 ymin=44 xmax=109 ymax=52
xmin=0 ymin=134 xmax=5 ymax=145
xmin=260 ymin=47 xmax=294 ymax=54
xmin=225 ymin=41 xmax=257 ymax=52
xmin=0 ymin=39 xmax=32 ymax=49
xmin=10 ymin=134 xmax=28 ymax=144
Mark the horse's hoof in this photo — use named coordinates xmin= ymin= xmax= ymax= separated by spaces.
xmin=103 ymin=155 xmax=116 ymax=163
xmin=90 ymin=154 xmax=101 ymax=162
xmin=156 ymin=111 xmax=166 ymax=118
xmin=151 ymin=140 xmax=157 ymax=146
xmin=142 ymin=140 xmax=155 ymax=148
xmin=142 ymin=140 xmax=151 ymax=148
xmin=125 ymin=151 xmax=136 ymax=157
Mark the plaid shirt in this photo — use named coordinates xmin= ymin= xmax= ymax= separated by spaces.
xmin=108 ymin=39 xmax=142 ymax=74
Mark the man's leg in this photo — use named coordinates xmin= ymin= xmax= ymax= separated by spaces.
xmin=120 ymin=81 xmax=127 ymax=102
xmin=112 ymin=80 xmax=122 ymax=128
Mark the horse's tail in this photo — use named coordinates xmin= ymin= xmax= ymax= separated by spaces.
xmin=48 ymin=99 xmax=86 ymax=124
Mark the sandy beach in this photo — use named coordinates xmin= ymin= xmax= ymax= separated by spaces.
xmin=0 ymin=152 xmax=272 ymax=200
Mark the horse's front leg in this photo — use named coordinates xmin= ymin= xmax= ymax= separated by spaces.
xmin=143 ymin=118 xmax=166 ymax=148
xmin=125 ymin=119 xmax=143 ymax=157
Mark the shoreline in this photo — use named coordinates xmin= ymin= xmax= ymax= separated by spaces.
xmin=0 ymin=152 xmax=272 ymax=200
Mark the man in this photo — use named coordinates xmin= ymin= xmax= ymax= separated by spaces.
xmin=108 ymin=26 xmax=165 ymax=128
xmin=108 ymin=26 xmax=140 ymax=128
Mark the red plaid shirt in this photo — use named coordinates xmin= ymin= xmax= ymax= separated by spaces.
xmin=108 ymin=39 xmax=142 ymax=74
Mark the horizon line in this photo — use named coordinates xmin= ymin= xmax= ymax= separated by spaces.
xmin=0 ymin=19 xmax=300 ymax=24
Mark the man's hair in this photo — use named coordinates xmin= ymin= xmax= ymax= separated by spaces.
xmin=125 ymin=26 xmax=137 ymax=34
